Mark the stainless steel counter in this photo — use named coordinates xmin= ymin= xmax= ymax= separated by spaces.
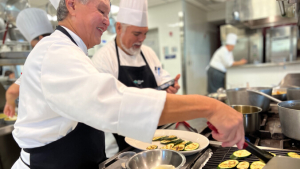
xmin=228 ymin=60 xmax=300 ymax=69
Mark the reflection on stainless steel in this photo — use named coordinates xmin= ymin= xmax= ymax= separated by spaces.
xmin=278 ymin=73 xmax=300 ymax=87
xmin=126 ymin=150 xmax=186 ymax=169
xmin=4 ymin=0 xmax=29 ymax=26
xmin=264 ymin=156 xmax=300 ymax=169
xmin=226 ymin=87 xmax=272 ymax=112
xmin=191 ymin=148 xmax=212 ymax=169
xmin=266 ymin=25 xmax=298 ymax=63
xmin=231 ymin=105 xmax=262 ymax=134
xmin=278 ymin=100 xmax=300 ymax=141
xmin=287 ymin=87 xmax=300 ymax=100
xmin=220 ymin=25 xmax=263 ymax=64
xmin=226 ymin=0 xmax=297 ymax=29
xmin=247 ymin=89 xmax=282 ymax=103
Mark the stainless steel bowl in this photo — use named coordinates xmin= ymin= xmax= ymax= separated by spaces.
xmin=231 ymin=105 xmax=262 ymax=134
xmin=126 ymin=149 xmax=186 ymax=169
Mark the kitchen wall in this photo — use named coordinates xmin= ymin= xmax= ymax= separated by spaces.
xmin=226 ymin=62 xmax=300 ymax=88
xmin=183 ymin=1 xmax=218 ymax=95
xmin=148 ymin=0 xmax=184 ymax=95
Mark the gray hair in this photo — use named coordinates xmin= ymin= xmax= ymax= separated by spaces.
xmin=57 ymin=0 xmax=90 ymax=21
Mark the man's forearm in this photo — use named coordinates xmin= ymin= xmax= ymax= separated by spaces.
xmin=6 ymin=84 xmax=20 ymax=103
xmin=159 ymin=94 xmax=216 ymax=125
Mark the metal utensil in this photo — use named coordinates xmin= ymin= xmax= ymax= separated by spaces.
xmin=191 ymin=148 xmax=212 ymax=169
xmin=126 ymin=149 xmax=186 ymax=169
xmin=247 ymin=89 xmax=282 ymax=103
xmin=207 ymin=122 xmax=274 ymax=163
xmin=263 ymin=156 xmax=300 ymax=169
xmin=175 ymin=121 xmax=198 ymax=133
xmin=231 ymin=105 xmax=262 ymax=134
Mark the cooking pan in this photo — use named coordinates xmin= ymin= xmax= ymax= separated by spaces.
xmin=272 ymin=87 xmax=287 ymax=101
xmin=226 ymin=87 xmax=272 ymax=112
xmin=287 ymin=87 xmax=300 ymax=100
xmin=248 ymin=89 xmax=300 ymax=141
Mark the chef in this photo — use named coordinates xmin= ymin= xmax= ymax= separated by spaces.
xmin=4 ymin=8 xmax=54 ymax=118
xmin=12 ymin=0 xmax=244 ymax=168
xmin=92 ymin=0 xmax=180 ymax=157
xmin=207 ymin=33 xmax=247 ymax=93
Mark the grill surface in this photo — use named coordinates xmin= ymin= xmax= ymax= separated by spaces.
xmin=203 ymin=146 xmax=300 ymax=169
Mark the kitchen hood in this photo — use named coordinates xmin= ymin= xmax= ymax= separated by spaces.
xmin=226 ymin=0 xmax=297 ymax=29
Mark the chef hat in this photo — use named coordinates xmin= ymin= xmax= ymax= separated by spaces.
xmin=117 ymin=0 xmax=148 ymax=27
xmin=226 ymin=33 xmax=238 ymax=45
xmin=50 ymin=0 xmax=60 ymax=10
xmin=16 ymin=8 xmax=53 ymax=43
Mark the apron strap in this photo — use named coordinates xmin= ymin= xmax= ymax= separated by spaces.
xmin=56 ymin=26 xmax=78 ymax=46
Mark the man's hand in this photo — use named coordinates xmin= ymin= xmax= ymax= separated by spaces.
xmin=166 ymin=74 xmax=181 ymax=94
xmin=207 ymin=102 xmax=245 ymax=149
xmin=4 ymin=102 xmax=16 ymax=118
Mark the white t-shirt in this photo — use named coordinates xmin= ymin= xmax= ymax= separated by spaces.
xmin=209 ymin=46 xmax=234 ymax=73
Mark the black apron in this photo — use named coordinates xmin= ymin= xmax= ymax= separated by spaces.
xmin=113 ymin=39 xmax=158 ymax=151
xmin=207 ymin=66 xmax=226 ymax=93
xmin=20 ymin=26 xmax=106 ymax=169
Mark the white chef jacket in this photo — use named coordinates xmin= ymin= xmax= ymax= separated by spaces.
xmin=92 ymin=40 xmax=171 ymax=85
xmin=92 ymin=40 xmax=172 ymax=157
xmin=12 ymin=27 xmax=166 ymax=168
xmin=15 ymin=77 xmax=21 ymax=85
xmin=209 ymin=46 xmax=234 ymax=73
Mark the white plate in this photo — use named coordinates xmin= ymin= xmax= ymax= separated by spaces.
xmin=125 ymin=129 xmax=209 ymax=156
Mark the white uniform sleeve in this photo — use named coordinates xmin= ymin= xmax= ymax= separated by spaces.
xmin=147 ymin=47 xmax=172 ymax=85
xmin=41 ymin=44 xmax=167 ymax=143
xmin=14 ymin=77 xmax=21 ymax=85
xmin=91 ymin=49 xmax=115 ymax=75
xmin=220 ymin=51 xmax=234 ymax=68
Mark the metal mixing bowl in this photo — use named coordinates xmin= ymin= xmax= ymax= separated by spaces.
xmin=126 ymin=149 xmax=186 ymax=169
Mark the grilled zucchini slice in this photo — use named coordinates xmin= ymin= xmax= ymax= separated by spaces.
xmin=237 ymin=161 xmax=249 ymax=169
xmin=171 ymin=144 xmax=185 ymax=151
xmin=163 ymin=135 xmax=177 ymax=140
xmin=161 ymin=143 xmax=174 ymax=149
xmin=184 ymin=142 xmax=199 ymax=151
xmin=230 ymin=150 xmax=251 ymax=160
xmin=161 ymin=139 xmax=183 ymax=145
xmin=152 ymin=136 xmax=168 ymax=141
xmin=146 ymin=145 xmax=158 ymax=150
xmin=287 ymin=152 xmax=300 ymax=158
xmin=250 ymin=161 xmax=265 ymax=169
xmin=217 ymin=160 xmax=239 ymax=169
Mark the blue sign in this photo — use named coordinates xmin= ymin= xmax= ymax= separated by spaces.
xmin=165 ymin=55 xmax=176 ymax=59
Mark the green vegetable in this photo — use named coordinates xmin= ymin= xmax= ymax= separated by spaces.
xmin=146 ymin=145 xmax=158 ymax=150
xmin=230 ymin=150 xmax=251 ymax=160
xmin=184 ymin=142 xmax=199 ymax=151
xmin=171 ymin=144 xmax=185 ymax=151
xmin=163 ymin=135 xmax=177 ymax=140
xmin=217 ymin=160 xmax=239 ymax=169
xmin=237 ymin=161 xmax=249 ymax=169
xmin=250 ymin=161 xmax=265 ymax=169
xmin=152 ymin=136 xmax=168 ymax=141
xmin=161 ymin=143 xmax=174 ymax=149
xmin=161 ymin=139 xmax=183 ymax=145
xmin=287 ymin=152 xmax=300 ymax=158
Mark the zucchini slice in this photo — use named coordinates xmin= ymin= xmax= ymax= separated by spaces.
xmin=171 ymin=144 xmax=185 ymax=151
xmin=146 ymin=145 xmax=158 ymax=150
xmin=185 ymin=141 xmax=193 ymax=146
xmin=161 ymin=138 xmax=183 ymax=145
xmin=163 ymin=135 xmax=177 ymax=140
xmin=237 ymin=161 xmax=249 ymax=169
xmin=217 ymin=160 xmax=239 ymax=169
xmin=161 ymin=143 xmax=174 ymax=149
xmin=184 ymin=142 xmax=199 ymax=151
xmin=287 ymin=152 xmax=300 ymax=158
xmin=153 ymin=136 xmax=168 ymax=141
xmin=230 ymin=150 xmax=251 ymax=160
xmin=250 ymin=161 xmax=265 ymax=169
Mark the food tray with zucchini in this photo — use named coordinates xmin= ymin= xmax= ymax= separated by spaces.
xmin=202 ymin=146 xmax=300 ymax=169
xmin=125 ymin=129 xmax=209 ymax=156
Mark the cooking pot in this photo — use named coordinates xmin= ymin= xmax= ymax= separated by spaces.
xmin=272 ymin=87 xmax=287 ymax=101
xmin=248 ymin=89 xmax=300 ymax=140
xmin=287 ymin=87 xmax=300 ymax=100
xmin=231 ymin=105 xmax=262 ymax=134
xmin=226 ymin=87 xmax=272 ymax=112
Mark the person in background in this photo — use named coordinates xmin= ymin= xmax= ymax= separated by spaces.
xmin=207 ymin=33 xmax=247 ymax=93
xmin=92 ymin=0 xmax=180 ymax=157
xmin=4 ymin=8 xmax=53 ymax=118
xmin=11 ymin=0 xmax=244 ymax=168
xmin=4 ymin=70 xmax=15 ymax=79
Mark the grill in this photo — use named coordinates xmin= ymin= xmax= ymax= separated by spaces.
xmin=202 ymin=146 xmax=300 ymax=169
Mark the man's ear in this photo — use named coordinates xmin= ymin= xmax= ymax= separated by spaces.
xmin=65 ymin=0 xmax=76 ymax=16
xmin=116 ymin=22 xmax=122 ymax=35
